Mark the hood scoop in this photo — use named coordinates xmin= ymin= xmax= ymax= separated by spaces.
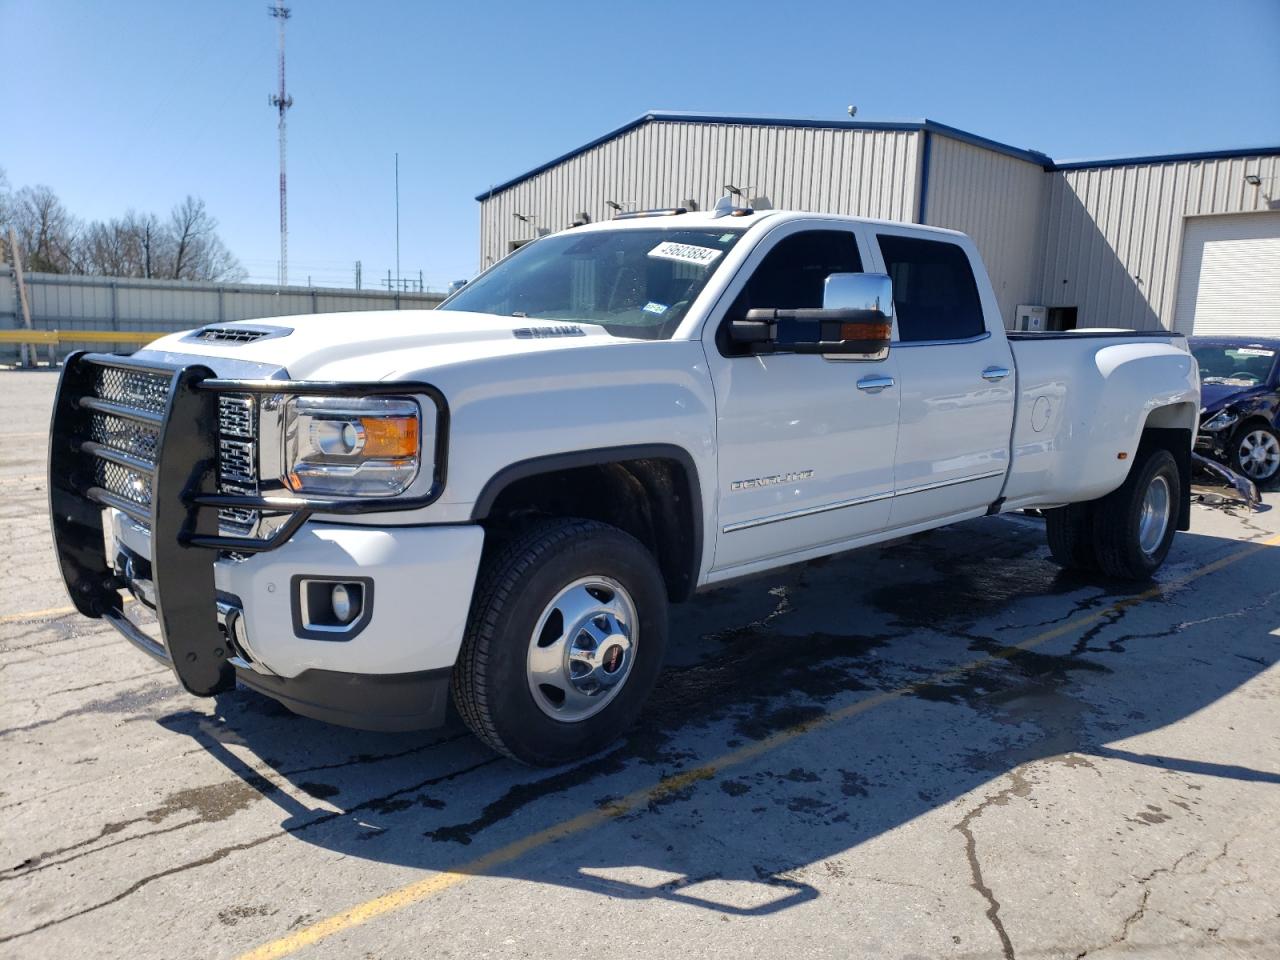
xmin=185 ymin=324 xmax=292 ymax=346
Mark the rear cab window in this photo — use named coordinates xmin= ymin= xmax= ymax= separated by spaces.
xmin=876 ymin=234 xmax=985 ymax=343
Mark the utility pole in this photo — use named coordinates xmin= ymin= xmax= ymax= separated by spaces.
xmin=395 ymin=152 xmax=401 ymax=288
xmin=268 ymin=5 xmax=294 ymax=286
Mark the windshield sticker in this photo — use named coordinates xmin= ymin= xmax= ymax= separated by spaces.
xmin=1235 ymin=348 xmax=1275 ymax=357
xmin=643 ymin=302 xmax=669 ymax=315
xmin=648 ymin=241 xmax=723 ymax=267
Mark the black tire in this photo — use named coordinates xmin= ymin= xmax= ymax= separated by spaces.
xmin=1044 ymin=501 xmax=1099 ymax=571
xmin=1229 ymin=422 xmax=1280 ymax=485
xmin=451 ymin=518 xmax=668 ymax=766
xmin=1092 ymin=448 xmax=1181 ymax=580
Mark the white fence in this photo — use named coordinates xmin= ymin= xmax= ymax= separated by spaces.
xmin=0 ymin=266 xmax=444 ymax=362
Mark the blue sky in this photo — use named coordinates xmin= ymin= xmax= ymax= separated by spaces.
xmin=5 ymin=0 xmax=1279 ymax=289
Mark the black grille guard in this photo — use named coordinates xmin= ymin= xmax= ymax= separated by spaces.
xmin=49 ymin=351 xmax=448 ymax=696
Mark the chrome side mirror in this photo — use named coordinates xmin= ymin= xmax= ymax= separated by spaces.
xmin=728 ymin=272 xmax=894 ymax=360
xmin=823 ymin=272 xmax=892 ymax=317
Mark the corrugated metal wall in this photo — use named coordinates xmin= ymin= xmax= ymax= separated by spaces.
xmin=922 ymin=134 xmax=1048 ymax=327
xmin=478 ymin=117 xmax=1279 ymax=333
xmin=1037 ymin=153 xmax=1280 ymax=329
xmin=479 ymin=121 xmax=922 ymax=267
xmin=0 ymin=267 xmax=443 ymax=361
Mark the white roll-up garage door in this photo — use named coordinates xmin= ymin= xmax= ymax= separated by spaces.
xmin=1174 ymin=212 xmax=1280 ymax=336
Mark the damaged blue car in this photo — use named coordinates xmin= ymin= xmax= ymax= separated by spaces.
xmin=1190 ymin=336 xmax=1280 ymax=484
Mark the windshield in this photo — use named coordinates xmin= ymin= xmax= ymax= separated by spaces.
xmin=1190 ymin=343 xmax=1277 ymax=386
xmin=440 ymin=227 xmax=745 ymax=339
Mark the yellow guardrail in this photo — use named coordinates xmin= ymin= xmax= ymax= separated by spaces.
xmin=0 ymin=329 xmax=161 ymax=345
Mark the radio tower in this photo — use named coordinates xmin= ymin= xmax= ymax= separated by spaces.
xmin=268 ymin=5 xmax=294 ymax=285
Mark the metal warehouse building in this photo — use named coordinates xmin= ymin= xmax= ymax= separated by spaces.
xmin=477 ymin=112 xmax=1280 ymax=335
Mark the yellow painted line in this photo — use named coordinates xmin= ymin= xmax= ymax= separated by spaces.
xmin=237 ymin=531 xmax=1280 ymax=960
xmin=0 ymin=329 xmax=159 ymax=345
xmin=0 ymin=597 xmax=135 ymax=626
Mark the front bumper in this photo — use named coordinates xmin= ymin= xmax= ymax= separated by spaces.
xmin=212 ymin=520 xmax=484 ymax=677
xmin=49 ymin=351 xmax=470 ymax=728
xmin=235 ymin=664 xmax=454 ymax=732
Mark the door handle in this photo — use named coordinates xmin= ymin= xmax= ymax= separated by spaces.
xmin=856 ymin=375 xmax=895 ymax=393
xmin=981 ymin=366 xmax=1011 ymax=382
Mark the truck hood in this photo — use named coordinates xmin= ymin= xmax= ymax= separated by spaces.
xmin=142 ymin=310 xmax=623 ymax=380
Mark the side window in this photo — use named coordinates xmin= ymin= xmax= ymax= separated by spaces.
xmin=731 ymin=230 xmax=862 ymax=314
xmin=876 ymin=235 xmax=984 ymax=342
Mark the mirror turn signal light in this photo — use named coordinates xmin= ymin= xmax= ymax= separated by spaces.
xmin=839 ymin=321 xmax=892 ymax=341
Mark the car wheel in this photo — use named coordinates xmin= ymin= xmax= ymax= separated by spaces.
xmin=452 ymin=518 xmax=668 ymax=766
xmin=1231 ymin=424 xmax=1280 ymax=484
xmin=1044 ymin=501 xmax=1099 ymax=571
xmin=1092 ymin=449 xmax=1180 ymax=580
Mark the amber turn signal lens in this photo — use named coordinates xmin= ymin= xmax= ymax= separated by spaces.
xmin=839 ymin=321 xmax=891 ymax=341
xmin=358 ymin=416 xmax=419 ymax=458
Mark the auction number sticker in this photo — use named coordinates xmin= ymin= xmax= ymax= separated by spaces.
xmin=648 ymin=241 xmax=723 ymax=267
xmin=1236 ymin=347 xmax=1275 ymax=357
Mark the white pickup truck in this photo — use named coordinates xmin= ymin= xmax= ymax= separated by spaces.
xmin=49 ymin=201 xmax=1199 ymax=764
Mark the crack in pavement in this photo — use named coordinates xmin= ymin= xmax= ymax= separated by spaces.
xmin=953 ymin=769 xmax=1034 ymax=960
xmin=3 ymin=731 xmax=475 ymax=879
xmin=0 ymin=756 xmax=499 ymax=945
xmin=1074 ymin=838 xmax=1237 ymax=958
xmin=1082 ymin=588 xmax=1280 ymax=656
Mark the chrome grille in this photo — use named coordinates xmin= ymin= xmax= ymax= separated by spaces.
xmin=217 ymin=394 xmax=259 ymax=535
xmin=218 ymin=439 xmax=256 ymax=485
xmin=218 ymin=396 xmax=254 ymax=438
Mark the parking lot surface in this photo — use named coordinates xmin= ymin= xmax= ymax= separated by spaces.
xmin=2 ymin=368 xmax=1279 ymax=959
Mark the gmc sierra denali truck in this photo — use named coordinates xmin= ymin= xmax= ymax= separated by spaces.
xmin=48 ymin=199 xmax=1200 ymax=765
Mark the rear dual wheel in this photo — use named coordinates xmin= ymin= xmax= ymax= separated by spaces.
xmin=1045 ymin=448 xmax=1180 ymax=580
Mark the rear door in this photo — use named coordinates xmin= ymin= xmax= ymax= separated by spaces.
xmin=704 ymin=222 xmax=900 ymax=573
xmin=868 ymin=230 xmax=1015 ymax=528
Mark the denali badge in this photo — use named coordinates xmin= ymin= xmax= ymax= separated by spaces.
xmin=513 ymin=326 xmax=586 ymax=339
xmin=731 ymin=470 xmax=815 ymax=491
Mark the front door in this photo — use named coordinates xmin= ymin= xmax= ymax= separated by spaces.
xmin=704 ymin=223 xmax=900 ymax=573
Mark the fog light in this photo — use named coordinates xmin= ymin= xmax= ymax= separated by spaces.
xmin=332 ymin=583 xmax=354 ymax=623
xmin=295 ymin=577 xmax=372 ymax=637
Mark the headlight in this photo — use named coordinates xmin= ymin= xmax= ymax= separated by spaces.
xmin=283 ymin=396 xmax=425 ymax=497
xmin=1200 ymin=408 xmax=1239 ymax=432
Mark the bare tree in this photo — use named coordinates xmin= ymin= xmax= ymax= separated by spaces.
xmin=9 ymin=185 xmax=80 ymax=273
xmin=162 ymin=195 xmax=244 ymax=281
xmin=0 ymin=168 xmax=11 ymax=236
xmin=0 ymin=176 xmax=245 ymax=281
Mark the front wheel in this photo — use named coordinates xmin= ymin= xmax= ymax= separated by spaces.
xmin=1092 ymin=448 xmax=1181 ymax=580
xmin=452 ymin=518 xmax=668 ymax=766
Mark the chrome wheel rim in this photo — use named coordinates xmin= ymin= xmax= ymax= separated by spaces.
xmin=1238 ymin=430 xmax=1280 ymax=481
xmin=526 ymin=576 xmax=638 ymax=723
xmin=1138 ymin=474 xmax=1171 ymax=556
